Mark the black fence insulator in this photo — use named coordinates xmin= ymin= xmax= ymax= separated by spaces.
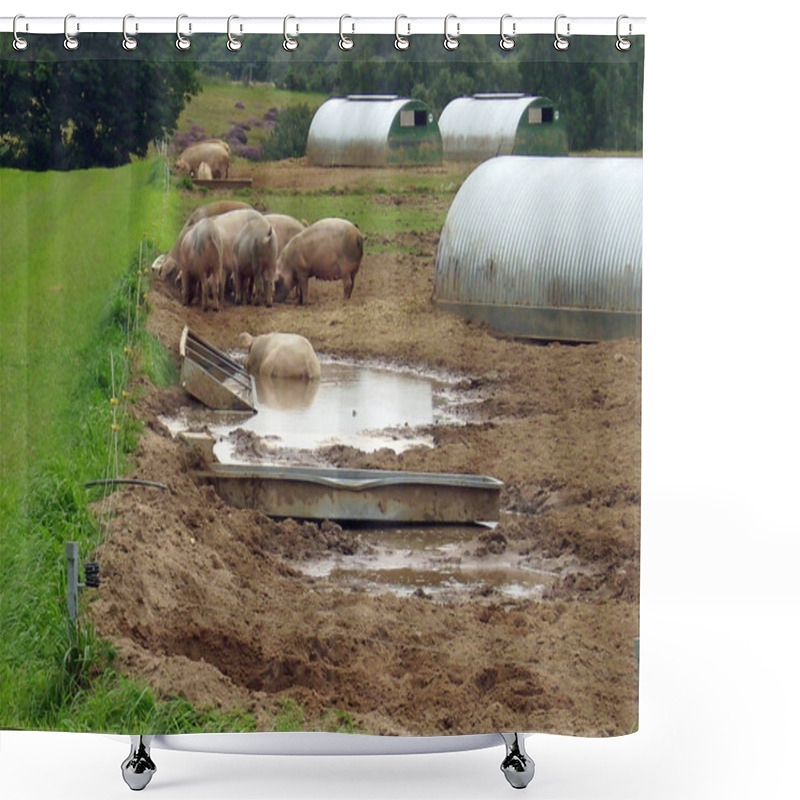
xmin=84 ymin=562 xmax=101 ymax=589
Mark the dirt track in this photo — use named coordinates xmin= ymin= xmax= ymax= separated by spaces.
xmin=89 ymin=162 xmax=641 ymax=737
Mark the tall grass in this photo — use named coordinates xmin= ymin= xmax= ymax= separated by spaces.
xmin=0 ymin=245 xmax=259 ymax=732
xmin=0 ymin=159 xmax=258 ymax=733
xmin=0 ymin=160 xmax=180 ymax=505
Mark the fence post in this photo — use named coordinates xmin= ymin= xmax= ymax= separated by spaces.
xmin=66 ymin=541 xmax=79 ymax=624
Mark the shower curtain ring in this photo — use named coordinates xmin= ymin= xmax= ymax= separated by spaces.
xmin=339 ymin=15 xmax=354 ymax=50
xmin=64 ymin=14 xmax=79 ymax=51
xmin=616 ymin=15 xmax=632 ymax=51
xmin=499 ymin=14 xmax=515 ymax=50
xmin=444 ymin=14 xmax=459 ymax=51
xmin=122 ymin=15 xmax=138 ymax=50
xmin=176 ymin=14 xmax=191 ymax=50
xmin=227 ymin=15 xmax=242 ymax=51
xmin=394 ymin=15 xmax=410 ymax=51
xmin=554 ymin=14 xmax=570 ymax=51
xmin=12 ymin=14 xmax=28 ymax=51
xmin=283 ymin=16 xmax=298 ymax=51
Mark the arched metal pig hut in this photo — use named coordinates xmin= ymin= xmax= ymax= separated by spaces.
xmin=438 ymin=93 xmax=568 ymax=161
xmin=434 ymin=156 xmax=642 ymax=342
xmin=306 ymin=95 xmax=442 ymax=167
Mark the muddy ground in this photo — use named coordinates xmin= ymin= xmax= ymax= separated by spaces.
xmin=89 ymin=161 xmax=641 ymax=738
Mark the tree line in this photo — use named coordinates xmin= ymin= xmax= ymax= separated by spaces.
xmin=1 ymin=33 xmax=643 ymax=170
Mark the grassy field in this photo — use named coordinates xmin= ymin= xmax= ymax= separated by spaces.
xmin=176 ymin=78 xmax=327 ymax=153
xmin=0 ymin=158 xmax=263 ymax=733
xmin=0 ymin=146 xmax=410 ymax=735
xmin=0 ymin=161 xmax=179 ymax=503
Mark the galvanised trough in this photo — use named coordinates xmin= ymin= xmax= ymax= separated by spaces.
xmin=179 ymin=327 xmax=256 ymax=412
xmin=200 ymin=462 xmax=502 ymax=523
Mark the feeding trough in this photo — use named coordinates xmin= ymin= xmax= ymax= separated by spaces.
xmin=199 ymin=462 xmax=503 ymax=523
xmin=179 ymin=326 xmax=256 ymax=412
xmin=192 ymin=177 xmax=253 ymax=190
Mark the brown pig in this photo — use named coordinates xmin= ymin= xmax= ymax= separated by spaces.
xmin=179 ymin=217 xmax=224 ymax=312
xmin=263 ymin=213 xmax=307 ymax=256
xmin=273 ymin=217 xmax=364 ymax=304
xmin=240 ymin=332 xmax=321 ymax=380
xmin=232 ymin=215 xmax=278 ymax=306
xmin=159 ymin=200 xmax=253 ymax=282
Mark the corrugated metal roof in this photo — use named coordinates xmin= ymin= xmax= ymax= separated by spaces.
xmin=307 ymin=96 xmax=423 ymax=166
xmin=434 ymin=156 xmax=642 ymax=339
xmin=439 ymin=95 xmax=556 ymax=159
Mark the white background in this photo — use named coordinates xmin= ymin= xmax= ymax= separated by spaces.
xmin=3 ymin=1 xmax=799 ymax=798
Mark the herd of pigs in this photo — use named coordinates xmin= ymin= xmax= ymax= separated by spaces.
xmin=157 ymin=141 xmax=365 ymax=382
xmin=165 ymin=139 xmax=364 ymax=312
xmin=158 ymin=198 xmax=364 ymax=313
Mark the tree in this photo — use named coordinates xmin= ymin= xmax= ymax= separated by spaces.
xmin=0 ymin=35 xmax=200 ymax=171
xmin=264 ymin=105 xmax=314 ymax=161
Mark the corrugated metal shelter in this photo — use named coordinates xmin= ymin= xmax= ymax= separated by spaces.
xmin=306 ymin=95 xmax=442 ymax=167
xmin=439 ymin=93 xmax=568 ymax=161
xmin=434 ymin=156 xmax=642 ymax=341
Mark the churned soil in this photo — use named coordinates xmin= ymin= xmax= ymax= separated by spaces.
xmin=88 ymin=162 xmax=641 ymax=738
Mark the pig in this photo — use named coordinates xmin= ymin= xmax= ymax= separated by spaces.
xmin=159 ymin=200 xmax=253 ymax=283
xmin=179 ymin=217 xmax=223 ymax=311
xmin=240 ymin=332 xmax=321 ymax=381
xmin=273 ymin=217 xmax=364 ymax=305
xmin=174 ymin=140 xmax=230 ymax=179
xmin=262 ymin=213 xmax=307 ymax=256
xmin=232 ymin=215 xmax=278 ymax=306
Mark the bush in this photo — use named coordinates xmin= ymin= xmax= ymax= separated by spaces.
xmin=263 ymin=104 xmax=313 ymax=161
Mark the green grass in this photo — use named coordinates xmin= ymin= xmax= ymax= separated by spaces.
xmin=0 ymin=156 xmax=363 ymax=734
xmin=0 ymin=160 xmax=180 ymax=504
xmin=178 ymin=78 xmax=327 ymax=150
xmin=256 ymin=192 xmax=450 ymax=238
xmin=0 ymin=159 xmax=251 ymax=733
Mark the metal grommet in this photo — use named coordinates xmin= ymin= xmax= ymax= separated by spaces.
xmin=500 ymin=13 xmax=515 ymax=51
xmin=122 ymin=14 xmax=138 ymax=51
xmin=444 ymin=14 xmax=459 ymax=51
xmin=227 ymin=15 xmax=242 ymax=51
xmin=553 ymin=14 xmax=570 ymax=51
xmin=283 ymin=15 xmax=298 ymax=51
xmin=339 ymin=15 xmax=354 ymax=51
xmin=64 ymin=14 xmax=79 ymax=51
xmin=394 ymin=15 xmax=410 ymax=51
xmin=616 ymin=14 xmax=632 ymax=51
xmin=13 ymin=14 xmax=29 ymax=51
xmin=176 ymin=14 xmax=191 ymax=51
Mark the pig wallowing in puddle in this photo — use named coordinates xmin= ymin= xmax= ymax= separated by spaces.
xmin=240 ymin=332 xmax=321 ymax=381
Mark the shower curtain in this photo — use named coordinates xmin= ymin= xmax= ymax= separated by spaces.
xmin=0 ymin=17 xmax=644 ymax=793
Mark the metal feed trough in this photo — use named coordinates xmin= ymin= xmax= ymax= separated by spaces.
xmin=179 ymin=326 xmax=256 ymax=412
xmin=200 ymin=462 xmax=503 ymax=523
xmin=192 ymin=177 xmax=253 ymax=190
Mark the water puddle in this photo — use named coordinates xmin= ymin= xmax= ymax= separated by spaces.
xmin=162 ymin=352 xmax=556 ymax=600
xmin=163 ymin=355 xmax=468 ymax=466
xmin=300 ymin=525 xmax=558 ymax=601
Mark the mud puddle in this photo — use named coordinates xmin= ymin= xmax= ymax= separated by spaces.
xmin=300 ymin=524 xmax=558 ymax=601
xmin=163 ymin=356 xmax=471 ymax=466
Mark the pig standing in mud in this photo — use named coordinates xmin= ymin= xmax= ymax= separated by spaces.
xmin=232 ymin=214 xmax=279 ymax=306
xmin=240 ymin=331 xmax=321 ymax=381
xmin=156 ymin=200 xmax=253 ymax=283
xmin=179 ymin=217 xmax=224 ymax=312
xmin=263 ymin=213 xmax=307 ymax=256
xmin=273 ymin=217 xmax=364 ymax=304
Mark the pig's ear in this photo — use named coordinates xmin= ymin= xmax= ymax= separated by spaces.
xmin=239 ymin=332 xmax=254 ymax=350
